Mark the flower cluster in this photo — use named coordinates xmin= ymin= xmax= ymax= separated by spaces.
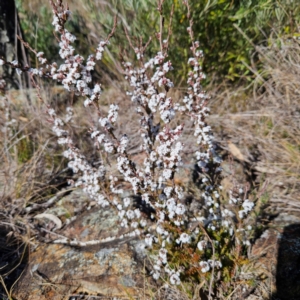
xmin=48 ymin=106 xmax=109 ymax=207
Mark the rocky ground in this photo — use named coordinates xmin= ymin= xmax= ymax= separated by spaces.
xmin=1 ymin=166 xmax=300 ymax=300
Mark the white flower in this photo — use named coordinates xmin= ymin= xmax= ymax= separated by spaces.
xmin=199 ymin=261 xmax=210 ymax=273
xmin=170 ymin=273 xmax=181 ymax=285
xmin=166 ymin=198 xmax=176 ymax=210
xmin=242 ymin=199 xmax=254 ymax=212
xmin=84 ymin=98 xmax=92 ymax=107
xmin=164 ymin=187 xmax=173 ymax=197
xmin=134 ymin=209 xmax=141 ymax=219
xmin=178 ymin=233 xmax=190 ymax=244
xmin=118 ymin=210 xmax=125 ymax=219
xmin=140 ymin=219 xmax=147 ymax=227
xmin=126 ymin=210 xmax=135 ymax=219
xmin=216 ymin=261 xmax=222 ymax=268
xmin=108 ymin=104 xmax=119 ymax=123
xmin=163 ymin=169 xmax=172 ymax=179
xmin=239 ymin=199 xmax=254 ymax=218
xmin=145 ymin=234 xmax=153 ymax=247
xmin=65 ymin=30 xmax=76 ymax=43
xmin=48 ymin=108 xmax=56 ymax=116
xmin=243 ymin=240 xmax=251 ymax=246
xmin=159 ymin=248 xmax=168 ymax=263
xmin=99 ymin=117 xmax=108 ymax=127
xmin=213 ymin=191 xmax=220 ymax=198
xmin=104 ymin=142 xmax=114 ymax=153
xmin=149 ymin=151 xmax=157 ymax=161
xmin=175 ymin=203 xmax=186 ymax=215
xmin=152 ymin=271 xmax=160 ymax=280
xmin=96 ymin=134 xmax=105 ymax=144
xmin=131 ymin=221 xmax=138 ymax=228
xmin=93 ymin=84 xmax=101 ymax=93
xmin=123 ymin=197 xmax=131 ymax=207
xmin=120 ymin=134 xmax=129 ymax=146
xmin=57 ymin=137 xmax=72 ymax=144
xmin=197 ymin=240 xmax=206 ymax=251
xmin=158 ymin=211 xmax=165 ymax=222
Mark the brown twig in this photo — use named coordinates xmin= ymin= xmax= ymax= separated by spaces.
xmin=157 ymin=0 xmax=166 ymax=53
xmin=123 ymin=26 xmax=136 ymax=52
xmin=165 ymin=4 xmax=175 ymax=51
xmin=106 ymin=15 xmax=118 ymax=42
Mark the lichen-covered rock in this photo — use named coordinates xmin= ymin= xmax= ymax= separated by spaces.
xmin=13 ymin=191 xmax=148 ymax=300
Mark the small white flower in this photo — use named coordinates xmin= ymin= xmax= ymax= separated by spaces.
xmin=123 ymin=197 xmax=131 ymax=207
xmin=178 ymin=232 xmax=190 ymax=244
xmin=97 ymin=134 xmax=105 ymax=144
xmin=197 ymin=240 xmax=206 ymax=251
xmin=140 ymin=219 xmax=147 ymax=227
xmin=126 ymin=210 xmax=135 ymax=219
xmin=162 ymin=168 xmax=172 ymax=179
xmin=84 ymin=98 xmax=92 ymax=107
xmin=170 ymin=273 xmax=180 ymax=285
xmin=199 ymin=261 xmax=210 ymax=273
xmin=243 ymin=240 xmax=251 ymax=246
xmin=242 ymin=199 xmax=254 ymax=212
xmin=145 ymin=234 xmax=153 ymax=247
xmin=164 ymin=187 xmax=173 ymax=197
xmin=99 ymin=117 xmax=108 ymax=127
xmin=152 ymin=271 xmax=160 ymax=280
xmin=118 ymin=210 xmax=125 ymax=219
xmin=93 ymin=84 xmax=101 ymax=93
xmin=175 ymin=203 xmax=186 ymax=215
xmin=208 ymin=259 xmax=222 ymax=269
xmin=134 ymin=209 xmax=141 ymax=218
xmin=104 ymin=142 xmax=114 ymax=153
xmin=131 ymin=221 xmax=138 ymax=228
xmin=159 ymin=248 xmax=168 ymax=263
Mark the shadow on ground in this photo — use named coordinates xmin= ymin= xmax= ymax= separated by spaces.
xmin=272 ymin=223 xmax=300 ymax=300
xmin=0 ymin=226 xmax=28 ymax=300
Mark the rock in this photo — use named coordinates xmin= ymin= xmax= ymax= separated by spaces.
xmin=13 ymin=191 xmax=148 ymax=300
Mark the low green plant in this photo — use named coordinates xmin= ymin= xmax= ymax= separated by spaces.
xmin=17 ymin=0 xmax=300 ymax=85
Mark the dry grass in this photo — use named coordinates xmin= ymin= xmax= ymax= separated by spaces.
xmin=0 ymin=86 xmax=72 ymax=298
xmin=206 ymin=37 xmax=300 ymax=218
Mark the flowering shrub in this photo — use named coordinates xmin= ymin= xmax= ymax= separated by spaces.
xmin=0 ymin=0 xmax=255 ymax=296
